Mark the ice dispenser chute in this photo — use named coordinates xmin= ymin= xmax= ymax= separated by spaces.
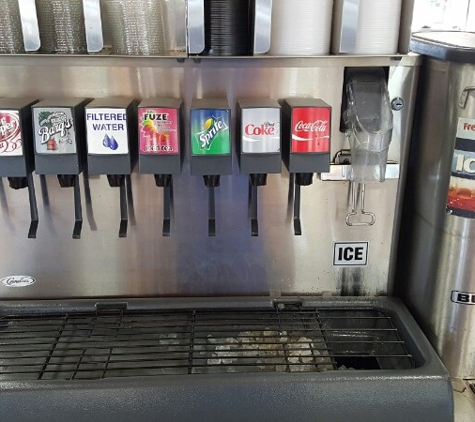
xmin=343 ymin=68 xmax=394 ymax=226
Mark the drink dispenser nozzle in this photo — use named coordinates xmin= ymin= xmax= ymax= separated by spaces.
xmin=139 ymin=99 xmax=183 ymax=237
xmin=238 ymin=100 xmax=281 ymax=236
xmin=86 ymin=99 xmax=137 ymax=238
xmin=344 ymin=68 xmax=393 ymax=226
xmin=190 ymin=99 xmax=232 ymax=237
xmin=282 ymin=99 xmax=332 ymax=235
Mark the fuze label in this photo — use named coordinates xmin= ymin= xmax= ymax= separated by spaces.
xmin=191 ymin=109 xmax=230 ymax=155
xmin=86 ymin=108 xmax=129 ymax=155
xmin=0 ymin=111 xmax=22 ymax=156
xmin=33 ymin=108 xmax=76 ymax=155
xmin=139 ymin=107 xmax=179 ymax=155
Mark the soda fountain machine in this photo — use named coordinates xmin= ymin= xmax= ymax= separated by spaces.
xmin=0 ymin=1 xmax=454 ymax=421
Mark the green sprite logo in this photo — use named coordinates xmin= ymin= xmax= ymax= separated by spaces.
xmin=195 ymin=116 xmax=229 ymax=150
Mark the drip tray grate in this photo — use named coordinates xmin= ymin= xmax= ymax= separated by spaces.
xmin=0 ymin=306 xmax=415 ymax=381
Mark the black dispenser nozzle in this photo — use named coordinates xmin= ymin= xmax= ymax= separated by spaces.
xmin=204 ymin=175 xmax=220 ymax=188
xmin=7 ymin=177 xmax=28 ymax=190
xmin=57 ymin=174 xmax=77 ymax=188
xmin=250 ymin=173 xmax=267 ymax=187
xmin=296 ymin=172 xmax=313 ymax=186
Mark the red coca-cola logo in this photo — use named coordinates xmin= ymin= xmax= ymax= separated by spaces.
xmin=0 ymin=112 xmax=22 ymax=154
xmin=245 ymin=122 xmax=276 ymax=136
xmin=292 ymin=107 xmax=331 ymax=154
xmin=294 ymin=120 xmax=328 ymax=133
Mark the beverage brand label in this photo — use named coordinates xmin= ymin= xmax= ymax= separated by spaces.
xmin=447 ymin=118 xmax=475 ymax=218
xmin=139 ymin=107 xmax=179 ymax=155
xmin=0 ymin=111 xmax=22 ymax=156
xmin=191 ymin=109 xmax=230 ymax=155
xmin=86 ymin=108 xmax=129 ymax=155
xmin=291 ymin=107 xmax=331 ymax=154
xmin=241 ymin=108 xmax=280 ymax=154
xmin=33 ymin=108 xmax=76 ymax=155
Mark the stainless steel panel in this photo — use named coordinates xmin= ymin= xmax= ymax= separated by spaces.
xmin=399 ymin=58 xmax=475 ymax=378
xmin=0 ymin=55 xmax=418 ymax=300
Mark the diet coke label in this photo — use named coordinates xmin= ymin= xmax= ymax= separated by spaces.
xmin=292 ymin=107 xmax=331 ymax=153
xmin=241 ymin=108 xmax=280 ymax=154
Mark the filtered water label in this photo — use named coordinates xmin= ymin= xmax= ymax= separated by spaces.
xmin=33 ymin=108 xmax=76 ymax=155
xmin=447 ymin=118 xmax=475 ymax=218
xmin=0 ymin=111 xmax=22 ymax=156
xmin=86 ymin=108 xmax=129 ymax=155
xmin=191 ymin=109 xmax=230 ymax=155
xmin=139 ymin=107 xmax=179 ymax=155
xmin=241 ymin=108 xmax=280 ymax=154
xmin=291 ymin=107 xmax=331 ymax=154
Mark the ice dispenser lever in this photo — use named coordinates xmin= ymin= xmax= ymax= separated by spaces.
xmin=343 ymin=68 xmax=394 ymax=226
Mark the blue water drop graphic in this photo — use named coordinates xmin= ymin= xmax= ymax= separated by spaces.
xmin=110 ymin=136 xmax=119 ymax=151
xmin=103 ymin=134 xmax=111 ymax=148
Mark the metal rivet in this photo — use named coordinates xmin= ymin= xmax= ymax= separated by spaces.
xmin=391 ymin=97 xmax=405 ymax=111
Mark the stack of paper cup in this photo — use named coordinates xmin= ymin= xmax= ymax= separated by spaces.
xmin=103 ymin=0 xmax=169 ymax=55
xmin=269 ymin=0 xmax=334 ymax=56
xmin=332 ymin=0 xmax=402 ymax=55
xmin=36 ymin=0 xmax=87 ymax=53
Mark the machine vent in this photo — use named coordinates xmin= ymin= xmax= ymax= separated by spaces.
xmin=0 ymin=306 xmax=415 ymax=381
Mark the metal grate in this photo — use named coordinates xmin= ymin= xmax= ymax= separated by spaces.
xmin=0 ymin=306 xmax=415 ymax=381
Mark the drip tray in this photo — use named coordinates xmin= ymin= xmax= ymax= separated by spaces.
xmin=0 ymin=297 xmax=453 ymax=422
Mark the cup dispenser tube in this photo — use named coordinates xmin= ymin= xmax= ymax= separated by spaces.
xmin=0 ymin=98 xmax=39 ymax=238
xmin=343 ymin=68 xmax=394 ymax=226
xmin=190 ymin=99 xmax=232 ymax=236
xmin=85 ymin=98 xmax=137 ymax=238
xmin=138 ymin=99 xmax=183 ymax=236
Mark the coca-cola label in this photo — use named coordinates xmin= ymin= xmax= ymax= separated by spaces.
xmin=291 ymin=107 xmax=331 ymax=153
xmin=241 ymin=108 xmax=280 ymax=154
xmin=139 ymin=107 xmax=179 ymax=155
xmin=0 ymin=111 xmax=22 ymax=156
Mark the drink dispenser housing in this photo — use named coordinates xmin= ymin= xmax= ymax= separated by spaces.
xmin=33 ymin=98 xmax=88 ymax=178
xmin=237 ymin=99 xmax=281 ymax=175
xmin=190 ymin=99 xmax=232 ymax=177
xmin=85 ymin=98 xmax=137 ymax=176
xmin=282 ymin=98 xmax=331 ymax=175
xmin=138 ymin=98 xmax=183 ymax=176
xmin=0 ymin=98 xmax=37 ymax=180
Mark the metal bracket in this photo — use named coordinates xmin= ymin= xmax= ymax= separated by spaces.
xmin=18 ymin=0 xmax=41 ymax=52
xmin=83 ymin=0 xmax=104 ymax=53
xmin=459 ymin=86 xmax=475 ymax=109
xmin=187 ymin=0 xmax=205 ymax=54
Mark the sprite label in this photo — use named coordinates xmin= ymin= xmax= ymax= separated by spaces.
xmin=191 ymin=109 xmax=230 ymax=155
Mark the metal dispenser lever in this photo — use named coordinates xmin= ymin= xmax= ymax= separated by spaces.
xmin=346 ymin=181 xmax=375 ymax=226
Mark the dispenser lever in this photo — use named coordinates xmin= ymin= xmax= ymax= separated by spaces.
xmin=346 ymin=182 xmax=376 ymax=226
xmin=73 ymin=175 xmax=83 ymax=239
xmin=250 ymin=183 xmax=259 ymax=237
xmin=162 ymin=183 xmax=172 ymax=237
xmin=293 ymin=181 xmax=302 ymax=236
xmin=119 ymin=177 xmax=128 ymax=238
xmin=27 ymin=173 xmax=39 ymax=239
xmin=208 ymin=186 xmax=216 ymax=237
